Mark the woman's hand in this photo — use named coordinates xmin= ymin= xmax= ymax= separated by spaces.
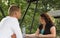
xmin=35 ymin=34 xmax=43 ymax=38
xmin=39 ymin=34 xmax=44 ymax=37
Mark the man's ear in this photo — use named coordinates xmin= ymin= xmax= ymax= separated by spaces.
xmin=15 ymin=12 xmax=17 ymax=14
xmin=14 ymin=12 xmax=17 ymax=15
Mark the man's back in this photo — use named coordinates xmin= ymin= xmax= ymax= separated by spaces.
xmin=0 ymin=16 xmax=23 ymax=38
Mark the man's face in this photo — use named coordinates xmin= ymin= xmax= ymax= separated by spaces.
xmin=16 ymin=10 xmax=21 ymax=19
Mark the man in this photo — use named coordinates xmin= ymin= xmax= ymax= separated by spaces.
xmin=0 ymin=5 xmax=23 ymax=38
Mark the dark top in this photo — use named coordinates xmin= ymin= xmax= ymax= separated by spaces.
xmin=39 ymin=23 xmax=54 ymax=35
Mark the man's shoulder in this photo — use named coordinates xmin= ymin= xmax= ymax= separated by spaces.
xmin=1 ymin=17 xmax=7 ymax=22
xmin=1 ymin=16 xmax=18 ymax=22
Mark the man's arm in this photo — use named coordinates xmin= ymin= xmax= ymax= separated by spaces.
xmin=11 ymin=34 xmax=16 ymax=38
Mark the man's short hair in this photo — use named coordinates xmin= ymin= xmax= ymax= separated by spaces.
xmin=8 ymin=5 xmax=20 ymax=15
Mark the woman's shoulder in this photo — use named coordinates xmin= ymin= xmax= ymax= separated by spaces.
xmin=50 ymin=26 xmax=56 ymax=30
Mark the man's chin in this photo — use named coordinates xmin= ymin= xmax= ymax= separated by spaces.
xmin=18 ymin=17 xmax=21 ymax=19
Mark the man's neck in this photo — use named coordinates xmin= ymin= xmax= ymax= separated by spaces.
xmin=9 ymin=15 xmax=18 ymax=19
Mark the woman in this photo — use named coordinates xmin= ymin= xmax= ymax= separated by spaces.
xmin=26 ymin=13 xmax=56 ymax=38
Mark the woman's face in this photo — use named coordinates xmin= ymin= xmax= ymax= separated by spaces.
xmin=40 ymin=17 xmax=46 ymax=25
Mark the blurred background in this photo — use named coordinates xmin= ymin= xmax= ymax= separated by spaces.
xmin=0 ymin=0 xmax=60 ymax=37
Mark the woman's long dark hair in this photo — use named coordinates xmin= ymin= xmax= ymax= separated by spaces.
xmin=40 ymin=13 xmax=54 ymax=27
xmin=39 ymin=13 xmax=55 ymax=35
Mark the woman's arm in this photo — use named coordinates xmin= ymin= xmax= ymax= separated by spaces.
xmin=25 ymin=28 xmax=40 ymax=37
xmin=39 ymin=26 xmax=56 ymax=38
xmin=35 ymin=28 xmax=40 ymax=35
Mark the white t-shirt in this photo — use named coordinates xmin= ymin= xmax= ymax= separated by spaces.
xmin=0 ymin=16 xmax=23 ymax=38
